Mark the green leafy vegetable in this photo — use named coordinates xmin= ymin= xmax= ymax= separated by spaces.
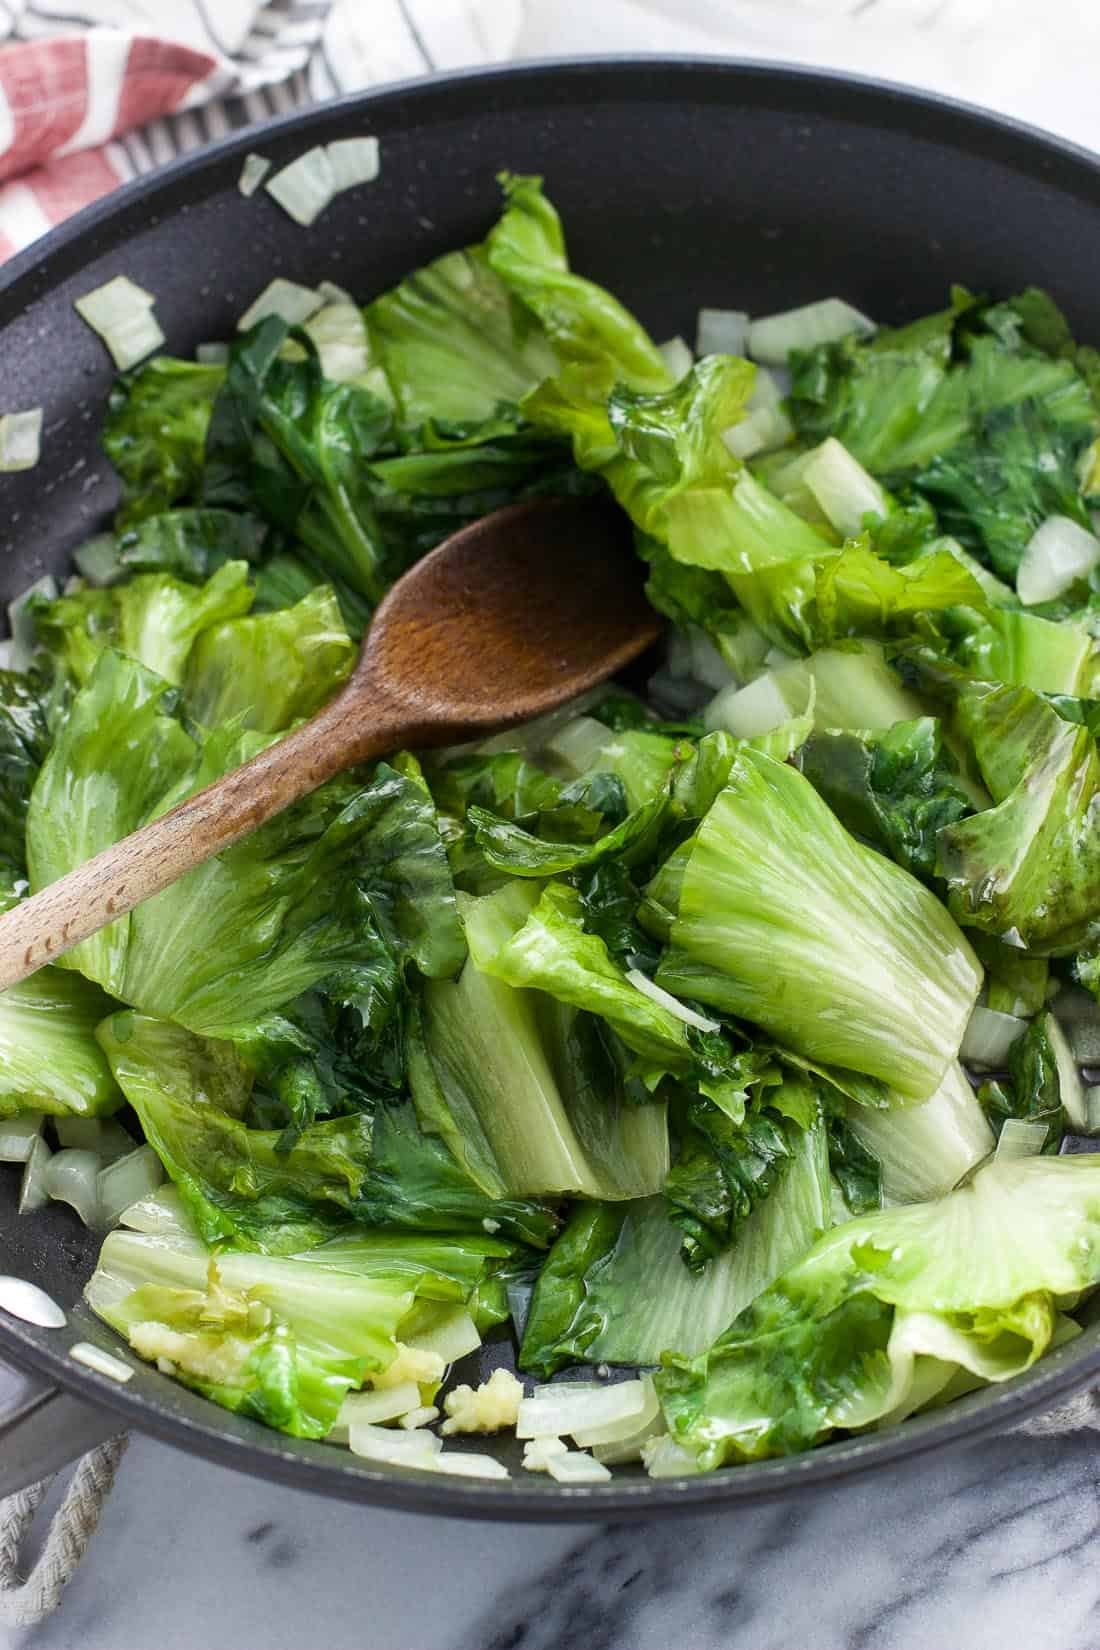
xmin=183 ymin=585 xmax=353 ymax=731
xmin=0 ymin=669 xmax=49 ymax=908
xmin=86 ymin=1225 xmax=414 ymax=1437
xmin=365 ymin=242 xmax=557 ymax=427
xmin=103 ymin=356 xmax=226 ymax=524
xmin=936 ymin=680 xmax=1100 ymax=952
xmin=0 ymin=970 xmax=121 ymax=1116
xmin=486 ymin=173 xmax=671 ymax=396
xmin=795 ymin=716 xmax=973 ymax=881
xmin=520 ymin=1117 xmax=831 ymax=1374
xmin=657 ymin=1155 xmax=1100 ymax=1467
xmin=657 ymin=749 xmax=982 ymax=1099
xmin=34 ymin=561 xmax=253 ymax=687
xmin=26 ymin=651 xmax=196 ymax=993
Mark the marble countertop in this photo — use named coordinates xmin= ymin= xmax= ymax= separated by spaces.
xmin=6 ymin=8 xmax=1100 ymax=1649
xmin=8 ymin=1420 xmax=1100 ymax=1650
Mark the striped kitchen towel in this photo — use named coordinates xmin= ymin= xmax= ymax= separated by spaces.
xmin=0 ymin=0 xmax=522 ymax=259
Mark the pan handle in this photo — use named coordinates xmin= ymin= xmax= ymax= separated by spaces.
xmin=0 ymin=1354 xmax=125 ymax=1498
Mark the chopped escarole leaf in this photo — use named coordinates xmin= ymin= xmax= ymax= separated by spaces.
xmin=977 ymin=1013 xmax=1080 ymax=1151
xmin=520 ymin=1116 xmax=830 ymax=1374
xmin=936 ymin=680 xmax=1100 ymax=952
xmin=364 ymin=240 xmax=558 ymax=428
xmin=28 ymin=650 xmax=462 ymax=1029
xmin=656 ymin=1154 xmax=1100 ymax=1467
xmin=202 ymin=317 xmax=396 ymax=610
xmin=662 ymin=1070 xmax=821 ymax=1271
xmin=96 ymin=1011 xmax=373 ymax=1251
xmin=103 ymin=356 xmax=226 ymax=525
xmin=120 ymin=750 xmax=463 ymax=1038
xmin=26 ymin=651 xmax=196 ymax=995
xmin=485 ymin=173 xmax=672 ymax=396
xmin=657 ymin=749 xmax=982 ymax=1100
xmin=410 ymin=888 xmax=669 ymax=1200
xmin=33 ymin=560 xmax=254 ymax=687
xmin=795 ymin=715 xmax=974 ymax=882
xmin=0 ymin=667 xmax=50 ymax=909
xmin=86 ymin=1225 xmax=415 ymax=1438
xmin=845 ymin=1061 xmax=993 ymax=1204
xmin=183 ymin=584 xmax=354 ymax=732
xmin=0 ymin=970 xmax=121 ymax=1117
xmin=463 ymin=882 xmax=698 ymax=1077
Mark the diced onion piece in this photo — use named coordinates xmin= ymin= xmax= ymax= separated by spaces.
xmin=0 ymin=1276 xmax=65 ymax=1329
xmin=1067 ymin=1017 xmax=1100 ymax=1066
xmin=0 ymin=408 xmax=42 ymax=472
xmin=545 ymin=1450 xmax=612 ymax=1485
xmin=540 ymin=715 xmax=611 ymax=778
xmin=339 ymin=1382 xmax=422 ymax=1428
xmin=0 ymin=1112 xmax=42 ymax=1163
xmin=237 ymin=152 xmax=271 ymax=197
xmin=959 ymin=1005 xmax=1025 ymax=1070
xmin=1017 ymin=515 xmax=1100 ymax=606
xmin=1085 ymin=1084 xmax=1100 ymax=1134
xmin=995 ymin=1118 xmax=1049 ymax=1160
xmin=69 ymin=1341 xmax=133 ymax=1382
xmin=687 ymin=629 xmax=737 ymax=692
xmin=72 ymin=533 xmax=121 ymax=586
xmin=55 ymin=1116 xmax=133 ymax=1160
xmin=303 ymin=302 xmax=371 ymax=382
xmin=326 ymin=136 xmax=380 ymax=192
xmin=748 ymin=298 xmax=875 ymax=365
xmin=802 ymin=437 xmax=890 ymax=537
xmin=97 ymin=1145 xmax=164 ymax=1228
xmin=705 ymin=661 xmax=809 ymax=738
xmin=722 ymin=404 xmax=791 ymax=460
xmin=74 ymin=276 xmax=164 ymax=369
xmin=8 ymin=574 xmax=58 ymax=671
xmin=572 ymin=1377 xmax=660 ymax=1448
xmin=117 ymin=1184 xmax=195 ymax=1240
xmin=317 ymin=279 xmax=355 ymax=305
xmin=593 ymin=1412 xmax=667 ymax=1466
xmin=434 ymin=1451 xmax=510 ymax=1480
xmin=348 ymin=1421 xmax=441 ymax=1466
xmin=195 ymin=341 xmax=229 ymax=365
xmin=695 ymin=307 xmax=749 ymax=357
xmin=19 ymin=1135 xmax=51 ymax=1213
xmin=522 ymin=1437 xmax=568 ymax=1473
xmin=657 ymin=336 xmax=693 ymax=381
xmin=407 ymin=1307 xmax=481 ymax=1366
xmin=721 ymin=368 xmax=793 ymax=460
xmin=643 ymin=1436 xmax=702 ymax=1478
xmin=265 ymin=146 xmax=336 ymax=226
xmin=516 ymin=1379 xmax=647 ymax=1441
xmin=398 ymin=1405 xmax=439 ymax=1431
xmin=625 ymin=969 xmax=719 ymax=1034
xmin=46 ymin=1149 xmax=101 ymax=1228
xmin=1047 ymin=1012 xmax=1087 ymax=1128
xmin=238 ymin=278 xmax=324 ymax=333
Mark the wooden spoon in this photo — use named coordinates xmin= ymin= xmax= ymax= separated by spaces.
xmin=0 ymin=495 xmax=660 ymax=992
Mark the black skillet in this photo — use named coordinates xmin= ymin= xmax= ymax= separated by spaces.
xmin=2 ymin=57 xmax=1100 ymax=1520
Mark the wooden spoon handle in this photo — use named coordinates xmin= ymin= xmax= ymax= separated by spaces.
xmin=0 ymin=691 xmax=405 ymax=993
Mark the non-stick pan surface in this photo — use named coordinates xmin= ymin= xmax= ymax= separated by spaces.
xmin=3 ymin=57 xmax=1100 ymax=1519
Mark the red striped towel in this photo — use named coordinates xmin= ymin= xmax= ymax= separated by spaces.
xmin=0 ymin=1 xmax=520 ymax=260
